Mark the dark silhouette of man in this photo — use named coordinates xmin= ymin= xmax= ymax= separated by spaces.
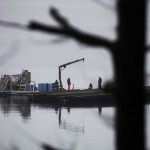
xmin=67 ymin=78 xmax=71 ymax=91
xmin=98 ymin=77 xmax=102 ymax=89
xmin=88 ymin=83 xmax=93 ymax=90
xmin=55 ymin=80 xmax=59 ymax=90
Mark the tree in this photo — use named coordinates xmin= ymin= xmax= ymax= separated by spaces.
xmin=0 ymin=0 xmax=147 ymax=149
xmin=29 ymin=0 xmax=147 ymax=150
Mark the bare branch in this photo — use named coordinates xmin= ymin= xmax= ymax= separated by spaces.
xmin=0 ymin=19 xmax=28 ymax=31
xmin=28 ymin=7 xmax=114 ymax=50
xmin=50 ymin=7 xmax=70 ymax=28
xmin=93 ymin=0 xmax=115 ymax=11
xmin=28 ymin=36 xmax=69 ymax=46
xmin=29 ymin=20 xmax=114 ymax=49
xmin=0 ymin=40 xmax=20 ymax=67
xmin=0 ymin=8 xmax=114 ymax=50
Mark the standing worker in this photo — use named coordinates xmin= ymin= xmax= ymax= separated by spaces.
xmin=55 ymin=80 xmax=59 ymax=90
xmin=98 ymin=77 xmax=102 ymax=89
xmin=67 ymin=78 xmax=71 ymax=91
xmin=88 ymin=83 xmax=93 ymax=90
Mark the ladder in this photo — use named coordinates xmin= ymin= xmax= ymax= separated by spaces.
xmin=0 ymin=75 xmax=10 ymax=91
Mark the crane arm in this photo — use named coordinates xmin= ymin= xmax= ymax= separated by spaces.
xmin=59 ymin=58 xmax=84 ymax=88
xmin=59 ymin=58 xmax=84 ymax=68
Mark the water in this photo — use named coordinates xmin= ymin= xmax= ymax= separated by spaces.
xmin=0 ymin=96 xmax=149 ymax=150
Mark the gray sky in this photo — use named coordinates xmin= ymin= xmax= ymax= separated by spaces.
xmin=0 ymin=0 xmax=149 ymax=89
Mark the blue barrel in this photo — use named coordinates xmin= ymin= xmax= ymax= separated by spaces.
xmin=42 ymin=83 xmax=48 ymax=92
xmin=47 ymin=83 xmax=53 ymax=91
xmin=38 ymin=83 xmax=52 ymax=92
xmin=38 ymin=83 xmax=44 ymax=92
xmin=25 ymin=85 xmax=34 ymax=91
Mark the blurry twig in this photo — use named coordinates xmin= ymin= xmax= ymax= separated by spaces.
xmin=93 ymin=0 xmax=115 ymax=11
xmin=51 ymin=37 xmax=70 ymax=44
xmin=0 ymin=20 xmax=28 ymax=31
xmin=0 ymin=8 xmax=114 ymax=50
xmin=28 ymin=36 xmax=70 ymax=46
xmin=0 ymin=117 xmax=68 ymax=150
xmin=42 ymin=143 xmax=69 ymax=150
xmin=0 ymin=40 xmax=20 ymax=67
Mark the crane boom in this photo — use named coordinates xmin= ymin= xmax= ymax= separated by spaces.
xmin=59 ymin=58 xmax=84 ymax=88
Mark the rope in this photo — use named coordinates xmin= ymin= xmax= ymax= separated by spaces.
xmin=83 ymin=61 xmax=85 ymax=89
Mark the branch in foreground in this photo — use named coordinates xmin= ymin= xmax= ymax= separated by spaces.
xmin=29 ymin=21 xmax=114 ymax=49
xmin=49 ymin=7 xmax=114 ymax=49
xmin=92 ymin=0 xmax=115 ymax=11
xmin=0 ymin=7 xmax=114 ymax=50
xmin=0 ymin=19 xmax=28 ymax=31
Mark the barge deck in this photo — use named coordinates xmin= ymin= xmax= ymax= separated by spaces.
xmin=0 ymin=89 xmax=150 ymax=107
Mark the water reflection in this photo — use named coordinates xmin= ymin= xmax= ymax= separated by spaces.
xmin=0 ymin=96 xmax=102 ymax=125
xmin=0 ymin=96 xmax=31 ymax=120
xmin=98 ymin=107 xmax=102 ymax=115
xmin=0 ymin=96 xmax=115 ymax=150
xmin=0 ymin=96 xmax=150 ymax=150
xmin=57 ymin=107 xmax=85 ymax=134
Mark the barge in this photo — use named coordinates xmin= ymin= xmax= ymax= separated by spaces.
xmin=0 ymin=70 xmax=150 ymax=108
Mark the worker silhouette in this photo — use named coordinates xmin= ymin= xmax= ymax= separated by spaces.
xmin=55 ymin=80 xmax=59 ymax=90
xmin=98 ymin=77 xmax=102 ymax=89
xmin=88 ymin=83 xmax=93 ymax=90
xmin=67 ymin=78 xmax=71 ymax=91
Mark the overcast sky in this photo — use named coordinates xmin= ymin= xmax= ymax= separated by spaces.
xmin=0 ymin=0 xmax=149 ymax=89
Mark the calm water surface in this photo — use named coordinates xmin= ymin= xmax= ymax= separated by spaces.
xmin=0 ymin=96 xmax=149 ymax=150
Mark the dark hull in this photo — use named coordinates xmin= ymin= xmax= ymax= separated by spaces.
xmin=0 ymin=89 xmax=150 ymax=107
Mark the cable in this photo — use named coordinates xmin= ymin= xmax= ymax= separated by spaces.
xmin=83 ymin=61 xmax=85 ymax=89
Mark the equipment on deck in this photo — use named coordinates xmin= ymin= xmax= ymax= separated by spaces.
xmin=0 ymin=70 xmax=31 ymax=91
